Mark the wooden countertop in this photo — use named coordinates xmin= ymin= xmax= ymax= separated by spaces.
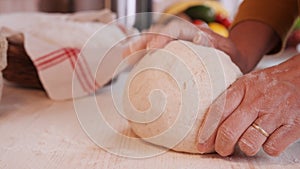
xmin=0 ymin=49 xmax=300 ymax=169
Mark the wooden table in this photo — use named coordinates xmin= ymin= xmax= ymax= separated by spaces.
xmin=0 ymin=50 xmax=300 ymax=169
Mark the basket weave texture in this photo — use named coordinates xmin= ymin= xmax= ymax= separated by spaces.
xmin=3 ymin=33 xmax=43 ymax=89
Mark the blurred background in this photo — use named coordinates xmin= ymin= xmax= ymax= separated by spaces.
xmin=0 ymin=0 xmax=243 ymax=19
xmin=0 ymin=0 xmax=244 ymax=33
xmin=0 ymin=0 xmax=298 ymax=50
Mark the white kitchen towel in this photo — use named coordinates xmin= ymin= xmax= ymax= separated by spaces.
xmin=0 ymin=11 xmax=128 ymax=100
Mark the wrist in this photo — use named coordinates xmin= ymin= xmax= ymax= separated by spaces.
xmin=229 ymin=21 xmax=280 ymax=73
xmin=273 ymin=54 xmax=300 ymax=76
xmin=226 ymin=42 xmax=249 ymax=74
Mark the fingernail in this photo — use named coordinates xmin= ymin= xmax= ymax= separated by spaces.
xmin=197 ymin=143 xmax=215 ymax=154
xmin=193 ymin=31 xmax=212 ymax=47
xmin=197 ymin=143 xmax=207 ymax=154
xmin=193 ymin=32 xmax=202 ymax=44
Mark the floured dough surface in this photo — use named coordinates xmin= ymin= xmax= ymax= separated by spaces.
xmin=123 ymin=40 xmax=242 ymax=153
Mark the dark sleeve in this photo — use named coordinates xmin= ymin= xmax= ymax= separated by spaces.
xmin=231 ymin=0 xmax=299 ymax=53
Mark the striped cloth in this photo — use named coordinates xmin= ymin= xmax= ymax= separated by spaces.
xmin=0 ymin=12 xmax=127 ymax=100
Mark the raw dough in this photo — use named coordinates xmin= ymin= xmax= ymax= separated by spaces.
xmin=123 ymin=40 xmax=242 ymax=153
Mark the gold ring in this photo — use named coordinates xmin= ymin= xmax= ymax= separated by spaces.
xmin=251 ymin=123 xmax=269 ymax=137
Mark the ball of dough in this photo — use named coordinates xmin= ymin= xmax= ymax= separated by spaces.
xmin=123 ymin=40 xmax=242 ymax=153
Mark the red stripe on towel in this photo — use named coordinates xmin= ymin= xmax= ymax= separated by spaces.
xmin=34 ymin=48 xmax=99 ymax=94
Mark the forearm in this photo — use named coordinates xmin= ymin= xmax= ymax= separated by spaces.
xmin=229 ymin=20 xmax=280 ymax=73
xmin=228 ymin=0 xmax=299 ymax=73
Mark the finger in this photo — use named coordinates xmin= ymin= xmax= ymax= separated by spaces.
xmin=192 ymin=31 xmax=214 ymax=47
xmin=147 ymin=35 xmax=173 ymax=49
xmin=164 ymin=19 xmax=197 ymax=40
xmin=238 ymin=125 xmax=267 ymax=156
xmin=193 ymin=27 xmax=232 ymax=54
xmin=263 ymin=124 xmax=300 ymax=156
xmin=197 ymin=80 xmax=245 ymax=153
xmin=122 ymin=34 xmax=152 ymax=58
xmin=214 ymin=98 xmax=260 ymax=156
xmin=122 ymin=24 xmax=168 ymax=58
xmin=147 ymin=23 xmax=165 ymax=34
xmin=192 ymin=26 xmax=217 ymax=46
xmin=238 ymin=114 xmax=281 ymax=156
xmin=144 ymin=20 xmax=198 ymax=50
xmin=197 ymin=129 xmax=217 ymax=153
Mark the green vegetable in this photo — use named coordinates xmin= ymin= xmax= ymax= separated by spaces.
xmin=184 ymin=5 xmax=215 ymax=23
xmin=294 ymin=17 xmax=300 ymax=30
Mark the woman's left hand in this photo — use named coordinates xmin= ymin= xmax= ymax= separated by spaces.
xmin=123 ymin=19 xmax=210 ymax=57
xmin=197 ymin=54 xmax=300 ymax=156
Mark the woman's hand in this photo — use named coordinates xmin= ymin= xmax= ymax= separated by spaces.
xmin=123 ymin=19 xmax=210 ymax=57
xmin=197 ymin=54 xmax=300 ymax=156
xmin=123 ymin=18 xmax=246 ymax=72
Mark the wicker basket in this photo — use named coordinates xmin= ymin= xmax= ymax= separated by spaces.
xmin=0 ymin=34 xmax=7 ymax=101
xmin=2 ymin=33 xmax=44 ymax=89
xmin=2 ymin=32 xmax=116 ymax=91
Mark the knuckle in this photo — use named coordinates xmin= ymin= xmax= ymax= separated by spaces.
xmin=218 ymin=125 xmax=236 ymax=143
xmin=215 ymin=126 xmax=236 ymax=157
xmin=231 ymin=78 xmax=246 ymax=92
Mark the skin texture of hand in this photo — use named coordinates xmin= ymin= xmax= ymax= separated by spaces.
xmin=197 ymin=54 xmax=300 ymax=156
xmin=122 ymin=18 xmax=241 ymax=67
xmin=123 ymin=19 xmax=279 ymax=74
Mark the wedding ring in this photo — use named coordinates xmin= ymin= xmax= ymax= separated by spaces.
xmin=251 ymin=122 xmax=269 ymax=137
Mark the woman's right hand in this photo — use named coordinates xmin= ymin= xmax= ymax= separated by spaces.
xmin=197 ymin=54 xmax=300 ymax=156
